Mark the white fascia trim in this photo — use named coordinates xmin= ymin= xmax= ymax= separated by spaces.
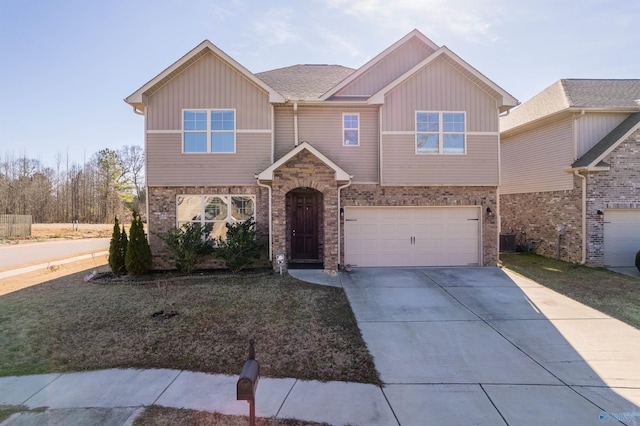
xmin=147 ymin=129 xmax=271 ymax=134
xmin=147 ymin=130 xmax=182 ymax=134
xmin=369 ymin=47 xmax=518 ymax=108
xmin=126 ymin=40 xmax=285 ymax=108
xmin=256 ymin=141 xmax=352 ymax=181
xmin=321 ymin=29 xmax=439 ymax=100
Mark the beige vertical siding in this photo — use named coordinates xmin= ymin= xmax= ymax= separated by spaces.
xmin=381 ymin=134 xmax=498 ymax=185
xmin=381 ymin=57 xmax=498 ymax=132
xmin=576 ymin=112 xmax=629 ymax=158
xmin=336 ymin=38 xmax=435 ymax=97
xmin=146 ymin=133 xmax=272 ymax=186
xmin=274 ymin=106 xmax=294 ymax=160
xmin=501 ymin=117 xmax=574 ymax=194
xmin=146 ymin=52 xmax=271 ymax=131
xmin=292 ymin=107 xmax=379 ymax=183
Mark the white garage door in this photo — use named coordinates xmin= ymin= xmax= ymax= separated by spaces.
xmin=344 ymin=207 xmax=481 ymax=267
xmin=604 ymin=209 xmax=640 ymax=267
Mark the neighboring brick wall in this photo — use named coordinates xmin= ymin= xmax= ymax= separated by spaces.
xmin=586 ymin=128 xmax=640 ymax=266
xmin=341 ymin=185 xmax=499 ymax=266
xmin=271 ymin=149 xmax=340 ymax=272
xmin=500 ymin=176 xmax=583 ymax=263
xmin=500 ymin=128 xmax=640 ymax=266
xmin=147 ymin=185 xmax=268 ymax=270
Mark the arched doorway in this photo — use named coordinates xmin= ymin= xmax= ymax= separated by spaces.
xmin=286 ymin=187 xmax=323 ymax=267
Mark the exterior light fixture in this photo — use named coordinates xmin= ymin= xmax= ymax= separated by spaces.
xmin=486 ymin=207 xmax=493 ymax=217
xmin=597 ymin=210 xmax=604 ymax=220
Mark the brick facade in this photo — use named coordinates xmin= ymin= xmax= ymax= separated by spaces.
xmin=341 ymin=184 xmax=499 ymax=266
xmin=147 ymin=185 xmax=269 ymax=270
xmin=500 ymin=128 xmax=640 ymax=266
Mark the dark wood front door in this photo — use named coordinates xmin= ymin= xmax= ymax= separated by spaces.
xmin=290 ymin=190 xmax=319 ymax=260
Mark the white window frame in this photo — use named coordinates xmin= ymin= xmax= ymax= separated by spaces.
xmin=415 ymin=111 xmax=466 ymax=155
xmin=176 ymin=194 xmax=255 ymax=242
xmin=342 ymin=113 xmax=360 ymax=146
xmin=182 ymin=108 xmax=236 ymax=154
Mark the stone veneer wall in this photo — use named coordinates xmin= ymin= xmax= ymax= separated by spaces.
xmin=585 ymin=129 xmax=640 ymax=266
xmin=500 ymin=176 xmax=583 ymax=263
xmin=271 ymin=150 xmax=340 ymax=272
xmin=340 ymin=185 xmax=499 ymax=266
xmin=147 ymin=185 xmax=268 ymax=270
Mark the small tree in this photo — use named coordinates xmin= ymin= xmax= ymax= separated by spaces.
xmin=126 ymin=211 xmax=152 ymax=276
xmin=635 ymin=249 xmax=640 ymax=273
xmin=108 ymin=217 xmax=126 ymax=275
xmin=214 ymin=218 xmax=260 ymax=273
xmin=163 ymin=222 xmax=212 ymax=273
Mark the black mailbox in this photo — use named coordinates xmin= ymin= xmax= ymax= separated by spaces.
xmin=237 ymin=358 xmax=259 ymax=401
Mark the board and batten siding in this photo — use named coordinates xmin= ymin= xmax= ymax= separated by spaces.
xmin=501 ymin=117 xmax=574 ymax=194
xmin=273 ymin=106 xmax=379 ymax=183
xmin=336 ymin=38 xmax=435 ymax=97
xmin=382 ymin=56 xmax=499 ymax=133
xmin=381 ymin=134 xmax=498 ymax=186
xmin=146 ymin=52 xmax=272 ymax=131
xmin=146 ymin=133 xmax=272 ymax=186
xmin=575 ymin=112 xmax=629 ymax=158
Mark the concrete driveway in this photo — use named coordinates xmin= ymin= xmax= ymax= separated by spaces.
xmin=340 ymin=267 xmax=640 ymax=425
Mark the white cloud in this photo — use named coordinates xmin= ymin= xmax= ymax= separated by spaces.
xmin=252 ymin=7 xmax=298 ymax=46
xmin=323 ymin=0 xmax=505 ymax=42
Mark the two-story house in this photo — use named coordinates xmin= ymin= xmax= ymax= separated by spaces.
xmin=125 ymin=29 xmax=518 ymax=272
xmin=500 ymin=79 xmax=640 ymax=268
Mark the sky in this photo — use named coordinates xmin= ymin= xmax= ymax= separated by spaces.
xmin=1 ymin=0 xmax=638 ymax=167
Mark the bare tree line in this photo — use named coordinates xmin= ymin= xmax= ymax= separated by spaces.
xmin=0 ymin=145 xmax=145 ymax=223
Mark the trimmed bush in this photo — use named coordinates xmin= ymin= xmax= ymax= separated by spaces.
xmin=163 ymin=222 xmax=213 ymax=273
xmin=108 ymin=217 xmax=127 ymax=275
xmin=214 ymin=218 xmax=260 ymax=273
xmin=125 ymin=211 xmax=152 ymax=276
xmin=636 ymin=249 xmax=640 ymax=273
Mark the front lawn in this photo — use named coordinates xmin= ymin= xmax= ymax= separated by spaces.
xmin=0 ymin=270 xmax=380 ymax=385
xmin=501 ymin=253 xmax=640 ymax=329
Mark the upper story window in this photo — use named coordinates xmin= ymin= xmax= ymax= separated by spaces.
xmin=343 ymin=113 xmax=359 ymax=146
xmin=183 ymin=109 xmax=235 ymax=153
xmin=416 ymin=111 xmax=465 ymax=154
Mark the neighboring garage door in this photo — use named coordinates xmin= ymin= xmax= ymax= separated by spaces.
xmin=344 ymin=206 xmax=481 ymax=267
xmin=604 ymin=209 xmax=640 ymax=267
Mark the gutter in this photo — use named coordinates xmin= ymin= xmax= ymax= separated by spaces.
xmin=573 ymin=169 xmax=587 ymax=264
xmin=337 ymin=179 xmax=353 ymax=269
xmin=293 ymin=102 xmax=299 ymax=146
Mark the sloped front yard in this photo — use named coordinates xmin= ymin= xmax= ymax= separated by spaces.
xmin=0 ymin=270 xmax=380 ymax=385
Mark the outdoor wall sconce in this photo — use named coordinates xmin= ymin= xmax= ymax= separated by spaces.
xmin=597 ymin=210 xmax=604 ymax=220
xmin=486 ymin=207 xmax=493 ymax=217
xmin=340 ymin=207 xmax=344 ymax=217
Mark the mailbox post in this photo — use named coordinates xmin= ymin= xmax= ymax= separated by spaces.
xmin=237 ymin=338 xmax=259 ymax=426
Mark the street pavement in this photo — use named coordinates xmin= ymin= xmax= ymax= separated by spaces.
xmin=0 ymin=238 xmax=110 ymax=270
xmin=1 ymin=267 xmax=639 ymax=425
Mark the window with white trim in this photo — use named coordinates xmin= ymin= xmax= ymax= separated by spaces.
xmin=183 ymin=109 xmax=235 ymax=153
xmin=343 ymin=113 xmax=359 ymax=146
xmin=176 ymin=194 xmax=255 ymax=241
xmin=416 ymin=111 xmax=465 ymax=154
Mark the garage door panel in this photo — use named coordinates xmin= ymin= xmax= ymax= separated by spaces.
xmin=345 ymin=207 xmax=480 ymax=267
xmin=604 ymin=210 xmax=640 ymax=267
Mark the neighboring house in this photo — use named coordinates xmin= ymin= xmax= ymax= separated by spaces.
xmin=500 ymin=79 xmax=640 ymax=267
xmin=125 ymin=29 xmax=518 ymax=272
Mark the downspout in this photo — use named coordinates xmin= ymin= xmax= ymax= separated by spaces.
xmin=337 ymin=179 xmax=353 ymax=269
xmin=574 ymin=170 xmax=587 ymax=264
xmin=256 ymin=178 xmax=273 ymax=261
xmin=270 ymin=104 xmax=275 ymax=163
xmin=293 ymin=102 xmax=299 ymax=146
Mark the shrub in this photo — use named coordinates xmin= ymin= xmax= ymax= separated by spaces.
xmin=214 ymin=218 xmax=260 ymax=273
xmin=125 ymin=211 xmax=152 ymax=276
xmin=108 ymin=217 xmax=127 ymax=275
xmin=636 ymin=249 xmax=640 ymax=273
xmin=163 ymin=222 xmax=213 ymax=273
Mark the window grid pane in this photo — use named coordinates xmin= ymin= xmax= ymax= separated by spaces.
xmin=177 ymin=195 xmax=255 ymax=241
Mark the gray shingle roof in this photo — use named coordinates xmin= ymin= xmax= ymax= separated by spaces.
xmin=562 ymin=79 xmax=640 ymax=109
xmin=572 ymin=111 xmax=640 ymax=168
xmin=256 ymin=65 xmax=355 ymax=100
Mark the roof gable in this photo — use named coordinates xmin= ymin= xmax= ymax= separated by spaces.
xmin=572 ymin=111 xmax=640 ymax=169
xmin=321 ymin=29 xmax=439 ymax=100
xmin=368 ymin=46 xmax=518 ymax=112
xmin=256 ymin=142 xmax=352 ymax=181
xmin=125 ymin=40 xmax=285 ymax=112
